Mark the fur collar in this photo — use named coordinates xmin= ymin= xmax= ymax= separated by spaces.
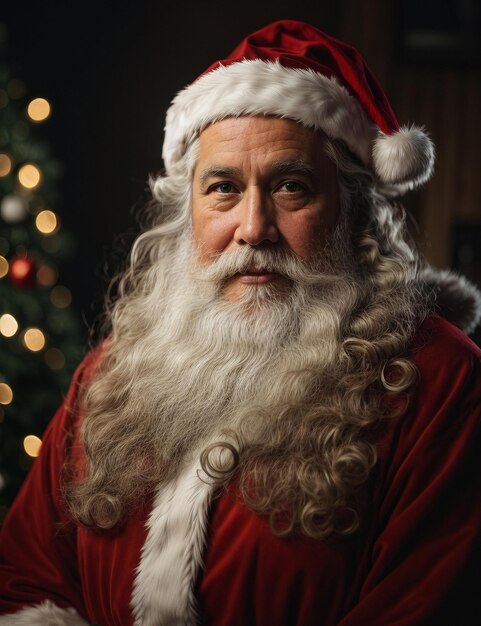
xmin=421 ymin=265 xmax=481 ymax=335
xmin=131 ymin=457 xmax=215 ymax=626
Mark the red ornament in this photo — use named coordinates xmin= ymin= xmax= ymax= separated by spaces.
xmin=8 ymin=257 xmax=37 ymax=289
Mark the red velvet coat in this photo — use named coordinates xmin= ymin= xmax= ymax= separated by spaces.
xmin=1 ymin=315 xmax=480 ymax=625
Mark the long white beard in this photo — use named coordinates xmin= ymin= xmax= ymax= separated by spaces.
xmin=120 ymin=229 xmax=360 ymax=469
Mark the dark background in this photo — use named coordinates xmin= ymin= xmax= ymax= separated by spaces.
xmin=2 ymin=0 xmax=481 ymax=331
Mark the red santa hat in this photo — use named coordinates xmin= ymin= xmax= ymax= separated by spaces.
xmin=162 ymin=20 xmax=434 ymax=195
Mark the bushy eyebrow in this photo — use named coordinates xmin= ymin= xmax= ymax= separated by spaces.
xmin=198 ymin=160 xmax=316 ymax=187
xmin=199 ymin=166 xmax=241 ymax=186
xmin=270 ymin=160 xmax=316 ymax=176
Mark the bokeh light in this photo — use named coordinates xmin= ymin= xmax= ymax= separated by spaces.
xmin=18 ymin=163 xmax=41 ymax=189
xmin=27 ymin=98 xmax=51 ymax=122
xmin=0 ymin=153 xmax=12 ymax=177
xmin=37 ymin=263 xmax=58 ymax=287
xmin=45 ymin=348 xmax=65 ymax=370
xmin=35 ymin=209 xmax=58 ymax=235
xmin=0 ymin=256 xmax=8 ymax=278
xmin=23 ymin=435 xmax=42 ymax=458
xmin=9 ymin=257 xmax=36 ymax=288
xmin=23 ymin=328 xmax=46 ymax=352
xmin=0 ymin=314 xmax=18 ymax=337
xmin=50 ymin=285 xmax=72 ymax=308
xmin=0 ymin=383 xmax=13 ymax=405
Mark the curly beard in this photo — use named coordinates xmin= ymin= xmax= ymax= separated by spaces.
xmin=67 ymin=218 xmax=369 ymax=529
xmin=112 ymin=227 xmax=359 ymax=466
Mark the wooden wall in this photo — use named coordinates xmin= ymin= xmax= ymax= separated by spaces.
xmin=338 ymin=0 xmax=481 ymax=274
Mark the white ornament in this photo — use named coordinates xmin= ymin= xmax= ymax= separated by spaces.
xmin=1 ymin=194 xmax=28 ymax=223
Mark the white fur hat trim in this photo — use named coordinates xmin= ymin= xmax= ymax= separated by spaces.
xmin=162 ymin=60 xmax=434 ymax=194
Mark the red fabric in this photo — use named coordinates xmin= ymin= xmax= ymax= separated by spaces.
xmin=1 ymin=316 xmax=481 ymax=625
xmin=0 ymin=349 xmax=148 ymax=626
xmin=201 ymin=20 xmax=399 ymax=136
xmin=198 ymin=317 xmax=481 ymax=625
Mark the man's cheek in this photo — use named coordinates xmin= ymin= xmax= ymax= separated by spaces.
xmin=195 ymin=218 xmax=237 ymax=260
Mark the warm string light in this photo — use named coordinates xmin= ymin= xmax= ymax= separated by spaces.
xmin=0 ymin=153 xmax=12 ymax=177
xmin=0 ymin=314 xmax=18 ymax=337
xmin=23 ymin=435 xmax=42 ymax=457
xmin=35 ymin=209 xmax=58 ymax=235
xmin=18 ymin=163 xmax=41 ymax=189
xmin=0 ymin=383 xmax=13 ymax=405
xmin=0 ymin=85 xmax=71 ymax=467
xmin=0 ymin=256 xmax=8 ymax=278
xmin=1 ymin=87 xmax=75 ymax=464
xmin=27 ymin=98 xmax=51 ymax=122
xmin=22 ymin=328 xmax=46 ymax=352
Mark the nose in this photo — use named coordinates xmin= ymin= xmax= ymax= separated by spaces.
xmin=234 ymin=188 xmax=279 ymax=247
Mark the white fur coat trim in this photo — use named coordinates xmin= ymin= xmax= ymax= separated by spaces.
xmin=0 ymin=600 xmax=89 ymax=625
xmin=162 ymin=59 xmax=434 ymax=192
xmin=131 ymin=456 xmax=215 ymax=626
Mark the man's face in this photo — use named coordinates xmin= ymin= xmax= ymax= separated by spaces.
xmin=191 ymin=116 xmax=340 ymax=302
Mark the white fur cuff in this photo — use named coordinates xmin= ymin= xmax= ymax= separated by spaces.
xmin=0 ymin=601 xmax=90 ymax=626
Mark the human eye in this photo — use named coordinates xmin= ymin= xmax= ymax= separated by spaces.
xmin=273 ymin=179 xmax=314 ymax=210
xmin=209 ymin=182 xmax=237 ymax=194
xmin=277 ymin=180 xmax=308 ymax=194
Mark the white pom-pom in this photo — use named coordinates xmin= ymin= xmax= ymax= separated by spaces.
xmin=372 ymin=126 xmax=435 ymax=188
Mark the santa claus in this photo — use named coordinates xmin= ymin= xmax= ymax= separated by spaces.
xmin=1 ymin=19 xmax=481 ymax=626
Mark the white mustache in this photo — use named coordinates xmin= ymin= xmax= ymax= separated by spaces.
xmin=193 ymin=247 xmax=339 ymax=286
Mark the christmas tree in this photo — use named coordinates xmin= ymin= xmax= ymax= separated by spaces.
xmin=0 ymin=24 xmax=85 ymax=521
